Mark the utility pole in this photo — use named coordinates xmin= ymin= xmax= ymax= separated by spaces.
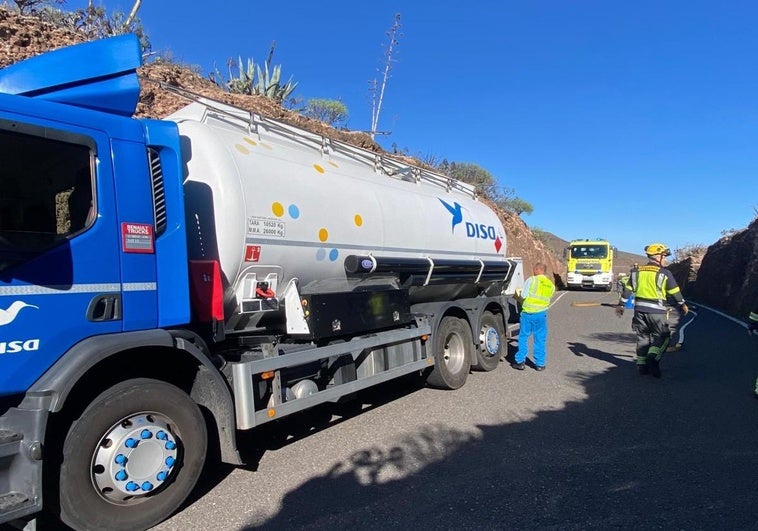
xmin=369 ymin=13 xmax=402 ymax=140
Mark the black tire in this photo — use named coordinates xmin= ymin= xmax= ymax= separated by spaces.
xmin=473 ymin=311 xmax=504 ymax=372
xmin=57 ymin=378 xmax=207 ymax=531
xmin=426 ymin=316 xmax=472 ymax=390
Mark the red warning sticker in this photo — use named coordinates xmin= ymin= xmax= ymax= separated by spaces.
xmin=122 ymin=222 xmax=154 ymax=254
xmin=245 ymin=245 xmax=261 ymax=262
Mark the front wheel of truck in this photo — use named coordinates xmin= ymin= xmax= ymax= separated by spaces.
xmin=56 ymin=378 xmax=207 ymax=531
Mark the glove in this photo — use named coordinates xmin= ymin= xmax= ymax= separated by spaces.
xmin=615 ymin=305 xmax=624 ymax=317
xmin=680 ymin=303 xmax=689 ymax=316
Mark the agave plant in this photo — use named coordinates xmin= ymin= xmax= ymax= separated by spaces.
xmin=216 ymin=55 xmax=298 ymax=104
xmin=226 ymin=57 xmax=255 ymax=95
xmin=254 ymin=62 xmax=298 ymax=103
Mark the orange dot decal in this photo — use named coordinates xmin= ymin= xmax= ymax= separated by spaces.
xmin=318 ymin=228 xmax=329 ymax=242
xmin=272 ymin=202 xmax=284 ymax=217
xmin=313 ymin=164 xmax=325 ymax=174
xmin=354 ymin=214 xmax=363 ymax=227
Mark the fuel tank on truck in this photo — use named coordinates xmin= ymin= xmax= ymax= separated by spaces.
xmin=166 ymin=100 xmax=510 ymax=330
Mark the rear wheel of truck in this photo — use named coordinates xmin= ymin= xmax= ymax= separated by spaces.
xmin=57 ymin=378 xmax=207 ymax=531
xmin=473 ymin=311 xmax=504 ymax=372
xmin=426 ymin=316 xmax=472 ymax=390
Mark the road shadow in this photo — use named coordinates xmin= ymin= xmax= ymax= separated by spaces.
xmin=238 ymin=314 xmax=758 ymax=530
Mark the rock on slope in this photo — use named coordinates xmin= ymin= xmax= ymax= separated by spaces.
xmin=674 ymin=218 xmax=758 ymax=319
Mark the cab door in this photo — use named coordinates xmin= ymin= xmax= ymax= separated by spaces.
xmin=0 ymin=99 xmax=124 ymax=395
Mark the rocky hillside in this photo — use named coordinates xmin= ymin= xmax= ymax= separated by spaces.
xmin=669 ymin=218 xmax=758 ymax=319
xmin=0 ymin=7 xmax=562 ymax=284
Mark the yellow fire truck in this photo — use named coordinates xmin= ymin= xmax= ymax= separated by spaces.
xmin=565 ymin=239 xmax=616 ymax=290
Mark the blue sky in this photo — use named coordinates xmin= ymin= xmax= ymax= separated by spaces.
xmin=67 ymin=1 xmax=758 ymax=254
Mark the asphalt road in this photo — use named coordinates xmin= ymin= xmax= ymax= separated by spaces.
xmin=148 ymin=290 xmax=757 ymax=530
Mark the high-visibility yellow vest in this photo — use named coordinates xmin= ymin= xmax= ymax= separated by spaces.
xmin=630 ymin=264 xmax=681 ymax=312
xmin=521 ymin=274 xmax=555 ymax=313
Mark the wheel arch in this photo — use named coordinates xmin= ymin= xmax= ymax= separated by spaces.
xmin=475 ymin=300 xmax=508 ymax=336
xmin=27 ymin=329 xmax=241 ymax=465
xmin=412 ymin=301 xmax=471 ymax=358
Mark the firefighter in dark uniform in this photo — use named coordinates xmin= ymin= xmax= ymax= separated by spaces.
xmin=616 ymin=243 xmax=689 ymax=378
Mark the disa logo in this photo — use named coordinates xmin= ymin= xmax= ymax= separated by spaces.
xmin=0 ymin=301 xmax=41 ymax=355
xmin=0 ymin=339 xmax=40 ymax=354
xmin=438 ymin=198 xmax=503 ymax=252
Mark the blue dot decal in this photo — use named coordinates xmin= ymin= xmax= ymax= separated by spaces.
xmin=289 ymin=204 xmax=300 ymax=219
xmin=329 ymin=249 xmax=339 ymax=261
xmin=316 ymin=248 xmax=326 ymax=261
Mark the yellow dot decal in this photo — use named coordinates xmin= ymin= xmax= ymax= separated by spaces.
xmin=235 ymin=144 xmax=250 ymax=154
xmin=329 ymin=161 xmax=339 ymax=168
xmin=260 ymin=143 xmax=273 ymax=150
xmin=313 ymin=164 xmax=325 ymax=174
xmin=243 ymin=137 xmax=258 ymax=146
xmin=272 ymin=202 xmax=284 ymax=217
xmin=318 ymin=228 xmax=329 ymax=242
xmin=354 ymin=214 xmax=363 ymax=227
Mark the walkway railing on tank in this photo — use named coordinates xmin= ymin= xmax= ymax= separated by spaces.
xmin=142 ymin=77 xmax=480 ymax=200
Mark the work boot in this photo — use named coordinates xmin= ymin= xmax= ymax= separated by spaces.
xmin=510 ymin=362 xmax=525 ymax=371
xmin=648 ymin=358 xmax=661 ymax=379
xmin=637 ymin=363 xmax=649 ymax=376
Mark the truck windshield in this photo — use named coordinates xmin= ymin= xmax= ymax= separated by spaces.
xmin=570 ymin=245 xmax=608 ymax=259
xmin=0 ymin=124 xmax=94 ymax=272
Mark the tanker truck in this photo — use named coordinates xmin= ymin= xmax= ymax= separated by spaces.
xmin=0 ymin=35 xmax=523 ymax=530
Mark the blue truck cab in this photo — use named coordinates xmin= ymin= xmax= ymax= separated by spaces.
xmin=0 ymin=35 xmax=236 ymax=530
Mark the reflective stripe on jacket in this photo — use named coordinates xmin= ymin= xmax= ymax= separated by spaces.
xmin=750 ymin=310 xmax=758 ymax=323
xmin=521 ymin=274 xmax=555 ymax=314
xmin=620 ymin=262 xmax=684 ymax=314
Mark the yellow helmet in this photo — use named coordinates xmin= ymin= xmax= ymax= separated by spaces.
xmin=644 ymin=243 xmax=671 ymax=257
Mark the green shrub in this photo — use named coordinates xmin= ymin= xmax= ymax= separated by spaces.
xmin=303 ymin=98 xmax=348 ymax=128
